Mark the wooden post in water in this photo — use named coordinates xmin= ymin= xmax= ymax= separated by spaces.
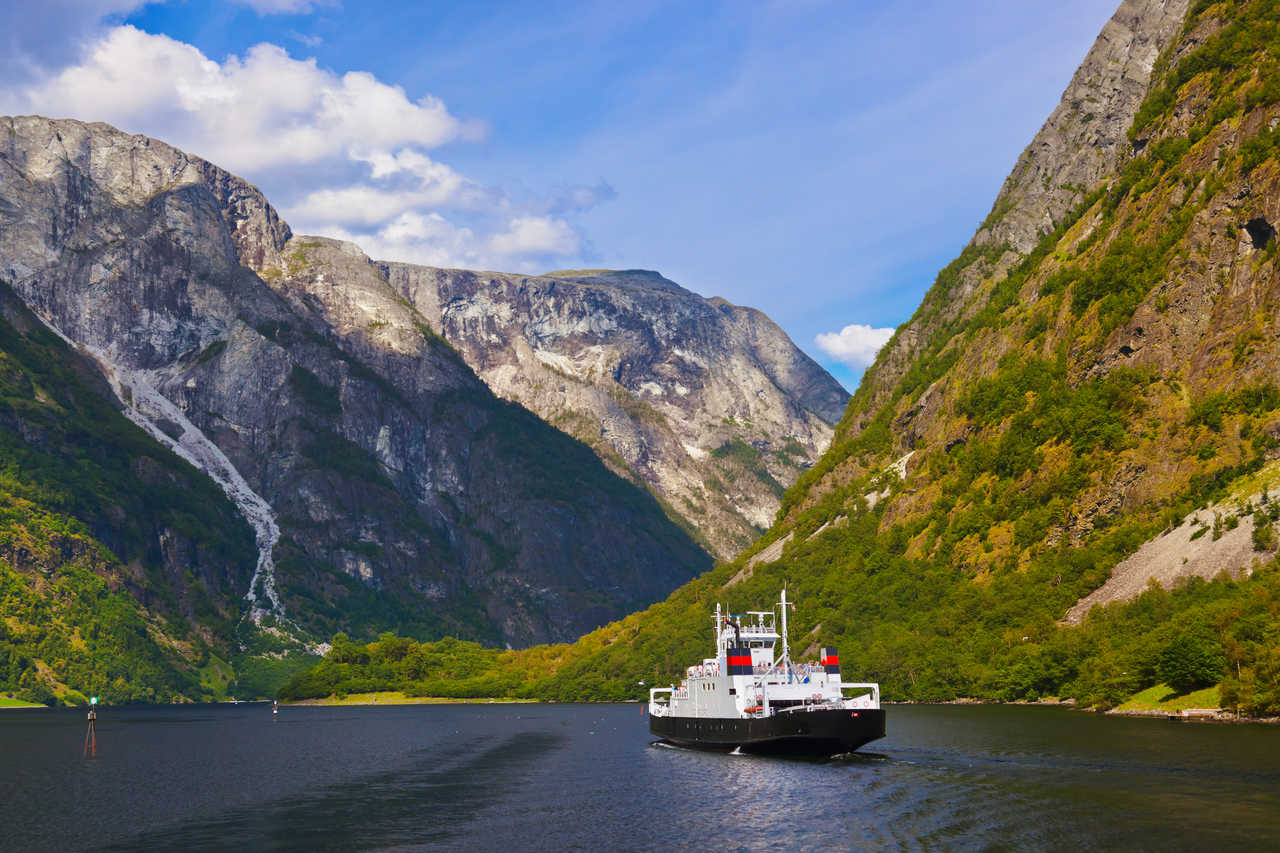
xmin=83 ymin=697 xmax=98 ymax=759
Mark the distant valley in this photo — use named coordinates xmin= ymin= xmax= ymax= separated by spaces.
xmin=0 ymin=116 xmax=841 ymax=702
xmin=278 ymin=0 xmax=1280 ymax=718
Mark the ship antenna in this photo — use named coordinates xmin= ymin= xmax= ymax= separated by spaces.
xmin=780 ymin=587 xmax=791 ymax=667
xmin=715 ymin=601 xmax=722 ymax=651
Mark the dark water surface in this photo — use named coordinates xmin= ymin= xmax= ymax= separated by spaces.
xmin=2 ymin=702 xmax=1278 ymax=851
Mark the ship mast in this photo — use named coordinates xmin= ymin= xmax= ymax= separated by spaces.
xmin=714 ymin=601 xmax=722 ymax=652
xmin=779 ymin=587 xmax=790 ymax=667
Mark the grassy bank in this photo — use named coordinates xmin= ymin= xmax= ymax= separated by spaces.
xmin=0 ymin=696 xmax=44 ymax=708
xmin=1114 ymin=684 xmax=1222 ymax=714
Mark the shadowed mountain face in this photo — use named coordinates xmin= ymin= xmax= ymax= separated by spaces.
xmin=379 ymin=263 xmax=848 ymax=559
xmin=0 ymin=115 xmax=710 ymax=654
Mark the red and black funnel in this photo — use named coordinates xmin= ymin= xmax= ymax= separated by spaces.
xmin=727 ymin=647 xmax=753 ymax=675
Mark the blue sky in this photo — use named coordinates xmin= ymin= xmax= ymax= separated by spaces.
xmin=1 ymin=0 xmax=1119 ymax=389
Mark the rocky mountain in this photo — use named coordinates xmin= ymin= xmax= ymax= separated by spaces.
xmin=0 ymin=277 xmax=260 ymax=703
xmin=383 ymin=0 xmax=1280 ymax=715
xmin=378 ymin=263 xmax=848 ymax=559
xmin=0 ymin=114 xmax=714 ymax=690
xmin=853 ymin=0 xmax=1192 ymax=451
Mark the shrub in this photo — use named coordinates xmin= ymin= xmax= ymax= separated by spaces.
xmin=1157 ymin=633 xmax=1226 ymax=694
xmin=1253 ymin=515 xmax=1276 ymax=551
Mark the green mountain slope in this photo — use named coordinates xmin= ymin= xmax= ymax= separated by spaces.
xmin=283 ymin=0 xmax=1280 ymax=715
xmin=0 ymin=282 xmax=262 ymax=704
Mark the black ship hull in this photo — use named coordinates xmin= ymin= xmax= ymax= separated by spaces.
xmin=650 ymin=708 xmax=885 ymax=755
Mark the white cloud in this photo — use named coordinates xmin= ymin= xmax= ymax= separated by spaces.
xmin=290 ymin=187 xmax=436 ymax=226
xmin=815 ymin=323 xmax=895 ymax=368
xmin=323 ymin=212 xmax=483 ymax=269
xmin=319 ymin=212 xmax=583 ymax=272
xmin=0 ymin=0 xmax=149 ymax=83
xmin=234 ymin=0 xmax=333 ymax=14
xmin=288 ymin=152 xmax=479 ymax=225
xmin=5 ymin=26 xmax=468 ymax=172
xmin=287 ymin=30 xmax=324 ymax=48
xmin=488 ymin=217 xmax=581 ymax=257
xmin=4 ymin=24 xmax=600 ymax=273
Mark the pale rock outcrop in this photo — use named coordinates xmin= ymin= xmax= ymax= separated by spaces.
xmin=977 ymin=0 xmax=1191 ymax=254
xmin=382 ymin=264 xmax=848 ymax=558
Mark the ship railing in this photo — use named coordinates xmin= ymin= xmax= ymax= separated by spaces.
xmin=840 ymin=682 xmax=880 ymax=709
xmin=648 ymin=686 xmax=674 ymax=717
xmin=748 ymin=662 xmax=827 ymax=681
xmin=775 ymin=702 xmax=838 ymax=714
xmin=751 ymin=663 xmax=792 ymax=675
xmin=764 ymin=689 xmax=879 ymax=715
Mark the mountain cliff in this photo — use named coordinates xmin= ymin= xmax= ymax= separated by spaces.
xmin=0 ymin=115 xmax=714 ymax=691
xmin=317 ymin=0 xmax=1280 ymax=714
xmin=379 ymin=263 xmax=847 ymax=559
xmin=0 ymin=279 xmax=259 ymax=702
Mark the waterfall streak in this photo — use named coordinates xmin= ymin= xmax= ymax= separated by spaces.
xmin=33 ymin=314 xmax=284 ymax=623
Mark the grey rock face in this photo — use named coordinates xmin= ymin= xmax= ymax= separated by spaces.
xmin=380 ymin=264 xmax=848 ymax=558
xmin=847 ymin=0 xmax=1189 ymax=445
xmin=976 ymin=0 xmax=1191 ymax=254
xmin=0 ymin=115 xmax=710 ymax=647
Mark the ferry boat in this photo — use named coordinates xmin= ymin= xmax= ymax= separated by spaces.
xmin=648 ymin=590 xmax=884 ymax=755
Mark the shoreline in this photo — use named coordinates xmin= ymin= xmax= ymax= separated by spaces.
xmin=288 ymin=694 xmax=1280 ymax=724
xmin=886 ymin=697 xmax=1280 ymax=725
xmin=3 ymin=692 xmax=1275 ymax=723
xmin=1100 ymin=707 xmax=1280 ymax=725
xmin=284 ymin=691 xmax=539 ymax=707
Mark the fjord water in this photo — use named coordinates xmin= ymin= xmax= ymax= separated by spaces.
xmin=2 ymin=704 xmax=1277 ymax=852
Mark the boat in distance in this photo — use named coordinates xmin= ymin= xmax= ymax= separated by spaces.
xmin=648 ymin=590 xmax=884 ymax=755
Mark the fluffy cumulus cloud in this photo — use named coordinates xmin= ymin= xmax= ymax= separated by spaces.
xmin=289 ymin=152 xmax=479 ymax=226
xmin=322 ymin=212 xmax=582 ymax=271
xmin=324 ymin=213 xmax=483 ymax=270
xmin=815 ymin=323 xmax=895 ymax=368
xmin=6 ymin=26 xmax=468 ymax=171
xmin=489 ymin=217 xmax=581 ymax=257
xmin=2 ymin=23 xmax=608 ymax=272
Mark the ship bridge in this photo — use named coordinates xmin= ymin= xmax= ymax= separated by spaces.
xmin=718 ymin=609 xmax=780 ymax=669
